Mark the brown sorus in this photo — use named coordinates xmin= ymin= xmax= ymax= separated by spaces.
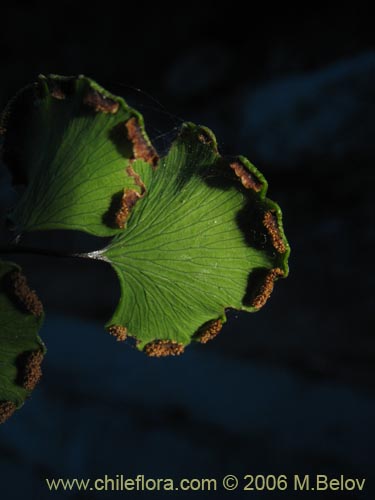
xmin=252 ymin=268 xmax=284 ymax=309
xmin=126 ymin=117 xmax=159 ymax=167
xmin=22 ymin=350 xmax=44 ymax=391
xmin=263 ymin=211 xmax=287 ymax=253
xmin=0 ymin=401 xmax=17 ymax=424
xmin=107 ymin=325 xmax=127 ymax=342
xmin=230 ymin=160 xmax=263 ymax=192
xmin=198 ymin=319 xmax=222 ymax=344
xmin=11 ymin=271 xmax=44 ymax=317
xmin=84 ymin=89 xmax=119 ymax=114
xmin=144 ymin=339 xmax=185 ymax=357
xmin=115 ymin=189 xmax=141 ymax=229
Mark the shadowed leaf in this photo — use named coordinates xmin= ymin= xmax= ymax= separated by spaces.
xmin=0 ymin=260 xmax=45 ymax=424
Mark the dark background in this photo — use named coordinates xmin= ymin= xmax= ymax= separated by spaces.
xmin=0 ymin=3 xmax=374 ymax=499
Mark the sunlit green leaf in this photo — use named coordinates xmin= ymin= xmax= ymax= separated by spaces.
xmin=103 ymin=123 xmax=290 ymax=355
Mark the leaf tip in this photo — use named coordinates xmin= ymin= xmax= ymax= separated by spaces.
xmin=181 ymin=123 xmax=219 ymax=154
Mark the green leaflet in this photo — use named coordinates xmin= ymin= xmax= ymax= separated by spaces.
xmin=2 ymin=74 xmax=156 ymax=237
xmin=0 ymin=260 xmax=45 ymax=424
xmin=103 ymin=123 xmax=290 ymax=354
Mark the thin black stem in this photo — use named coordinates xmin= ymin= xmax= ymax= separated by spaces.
xmin=0 ymin=245 xmax=98 ymax=260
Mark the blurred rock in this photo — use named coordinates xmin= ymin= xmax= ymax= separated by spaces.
xmin=0 ymin=316 xmax=374 ymax=499
xmin=239 ymin=52 xmax=375 ymax=168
